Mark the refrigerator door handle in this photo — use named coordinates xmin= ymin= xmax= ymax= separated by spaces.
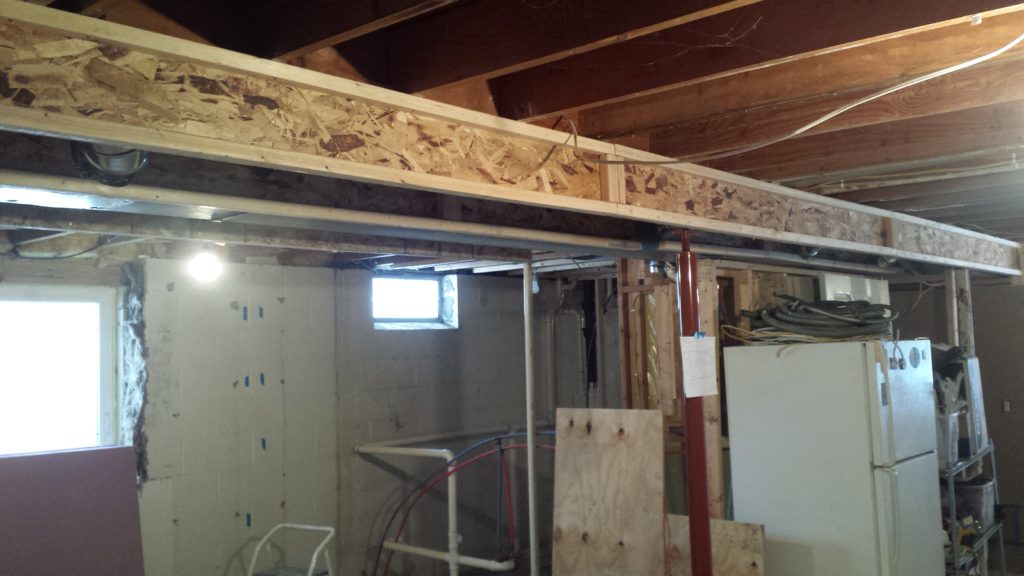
xmin=875 ymin=466 xmax=901 ymax=576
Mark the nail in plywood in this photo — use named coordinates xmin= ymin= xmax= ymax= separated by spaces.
xmin=553 ymin=408 xmax=664 ymax=576
xmin=668 ymin=514 xmax=765 ymax=576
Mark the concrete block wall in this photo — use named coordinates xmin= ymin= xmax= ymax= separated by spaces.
xmin=139 ymin=260 xmax=338 ymax=576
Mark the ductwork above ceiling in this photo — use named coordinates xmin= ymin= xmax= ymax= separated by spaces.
xmin=70 ymin=142 xmax=149 ymax=187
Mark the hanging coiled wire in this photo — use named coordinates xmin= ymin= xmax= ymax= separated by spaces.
xmin=734 ymin=294 xmax=898 ymax=340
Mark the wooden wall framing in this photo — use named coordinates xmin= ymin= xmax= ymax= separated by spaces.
xmin=0 ymin=0 xmax=1019 ymax=275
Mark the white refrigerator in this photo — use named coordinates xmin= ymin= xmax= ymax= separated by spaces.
xmin=724 ymin=340 xmax=945 ymax=576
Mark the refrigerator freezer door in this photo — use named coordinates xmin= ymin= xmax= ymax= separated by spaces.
xmin=873 ymin=452 xmax=945 ymax=576
xmin=869 ymin=341 xmax=938 ymax=465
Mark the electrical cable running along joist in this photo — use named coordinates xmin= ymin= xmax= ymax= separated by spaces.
xmin=740 ymin=294 xmax=898 ymax=339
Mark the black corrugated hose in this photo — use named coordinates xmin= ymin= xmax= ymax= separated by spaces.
xmin=742 ymin=294 xmax=898 ymax=338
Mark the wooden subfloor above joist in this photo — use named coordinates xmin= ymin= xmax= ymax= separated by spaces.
xmin=0 ymin=0 xmax=1019 ymax=275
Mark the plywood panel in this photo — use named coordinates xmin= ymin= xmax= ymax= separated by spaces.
xmin=553 ymin=408 xmax=664 ymax=576
xmin=668 ymin=514 xmax=764 ymax=576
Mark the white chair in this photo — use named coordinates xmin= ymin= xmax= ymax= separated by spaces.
xmin=247 ymin=523 xmax=335 ymax=576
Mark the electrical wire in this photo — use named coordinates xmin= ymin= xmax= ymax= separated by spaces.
xmin=10 ymin=236 xmax=112 ymax=260
xmin=500 ymin=449 xmax=516 ymax=552
xmin=724 ymin=294 xmax=898 ymax=342
xmin=721 ymin=324 xmax=884 ymax=345
xmin=542 ymin=30 xmax=1024 ymax=168
xmin=745 ymin=294 xmax=897 ymax=338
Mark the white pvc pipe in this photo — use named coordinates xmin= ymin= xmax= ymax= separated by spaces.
xmin=523 ymin=262 xmax=540 ymax=576
xmin=382 ymin=541 xmax=517 ymax=572
xmin=360 ymin=426 xmax=516 ymax=449
xmin=354 ymin=445 xmax=459 ymax=576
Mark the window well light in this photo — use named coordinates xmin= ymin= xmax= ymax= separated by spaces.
xmin=187 ymin=249 xmax=223 ymax=282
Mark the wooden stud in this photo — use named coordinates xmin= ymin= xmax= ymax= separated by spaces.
xmin=696 ymin=260 xmax=725 ymax=519
xmin=955 ymin=269 xmax=976 ymax=356
xmin=600 ymin=154 xmax=626 ymax=204
xmin=882 ymin=217 xmax=896 ymax=249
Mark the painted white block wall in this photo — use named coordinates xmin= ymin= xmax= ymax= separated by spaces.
xmin=139 ymin=260 xmax=338 ymax=576
xmin=137 ymin=259 xmax=618 ymax=576
xmin=336 ymin=270 xmax=539 ymax=576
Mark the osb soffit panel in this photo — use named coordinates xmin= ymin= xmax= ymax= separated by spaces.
xmin=0 ymin=20 xmax=603 ymax=200
xmin=0 ymin=5 xmax=1018 ymax=276
xmin=623 ymin=165 xmax=1019 ymax=270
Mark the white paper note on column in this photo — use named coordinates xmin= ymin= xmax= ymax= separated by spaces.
xmin=680 ymin=336 xmax=718 ymax=397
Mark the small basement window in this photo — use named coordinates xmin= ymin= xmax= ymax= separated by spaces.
xmin=0 ymin=284 xmax=117 ymax=455
xmin=372 ymin=275 xmax=458 ymax=330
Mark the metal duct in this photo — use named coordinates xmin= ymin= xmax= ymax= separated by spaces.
xmin=70 ymin=142 xmax=149 ymax=187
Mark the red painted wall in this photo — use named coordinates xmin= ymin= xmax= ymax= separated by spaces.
xmin=0 ymin=446 xmax=144 ymax=576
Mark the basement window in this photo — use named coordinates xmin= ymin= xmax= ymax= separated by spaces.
xmin=372 ymin=275 xmax=458 ymax=330
xmin=0 ymin=284 xmax=117 ymax=455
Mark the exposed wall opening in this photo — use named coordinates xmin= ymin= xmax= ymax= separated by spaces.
xmin=372 ymin=275 xmax=458 ymax=330
xmin=0 ymin=284 xmax=117 ymax=455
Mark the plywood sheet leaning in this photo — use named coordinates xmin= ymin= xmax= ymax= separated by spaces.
xmin=553 ymin=408 xmax=664 ymax=576
xmin=668 ymin=514 xmax=764 ymax=576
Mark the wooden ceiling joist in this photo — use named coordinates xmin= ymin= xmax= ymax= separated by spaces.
xmin=707 ymin=102 xmax=1024 ymax=182
xmin=265 ymin=0 xmax=458 ymax=61
xmin=368 ymin=0 xmax=757 ymax=93
xmin=830 ymin=170 xmax=1024 ymax=203
xmin=858 ymin=186 xmax=1024 ymax=213
xmin=650 ymin=56 xmax=1024 ymax=160
xmin=576 ymin=7 xmax=1024 ymax=142
xmin=0 ymin=1 xmax=1018 ymax=275
xmin=494 ymin=0 xmax=1024 ymax=121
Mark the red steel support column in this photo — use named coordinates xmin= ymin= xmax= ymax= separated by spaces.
xmin=676 ymin=230 xmax=712 ymax=576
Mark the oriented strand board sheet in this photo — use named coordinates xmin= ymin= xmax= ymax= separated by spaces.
xmin=626 ymin=165 xmax=885 ymax=248
xmin=553 ymin=408 xmax=664 ymax=576
xmin=892 ymin=219 xmax=1017 ymax=270
xmin=668 ymin=514 xmax=765 ymax=576
xmin=0 ymin=21 xmax=602 ymax=200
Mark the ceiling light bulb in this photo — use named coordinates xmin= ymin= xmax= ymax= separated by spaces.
xmin=187 ymin=250 xmax=222 ymax=282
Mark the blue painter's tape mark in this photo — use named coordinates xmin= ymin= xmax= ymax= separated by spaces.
xmin=244 ymin=375 xmax=250 ymax=387
xmin=261 ymin=437 xmax=267 ymax=450
xmin=260 ymin=373 xmax=265 ymax=386
xmin=246 ymin=513 xmax=252 ymax=527
xmin=259 ymin=306 xmax=264 ymax=319
xmin=243 ymin=306 xmax=248 ymax=321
